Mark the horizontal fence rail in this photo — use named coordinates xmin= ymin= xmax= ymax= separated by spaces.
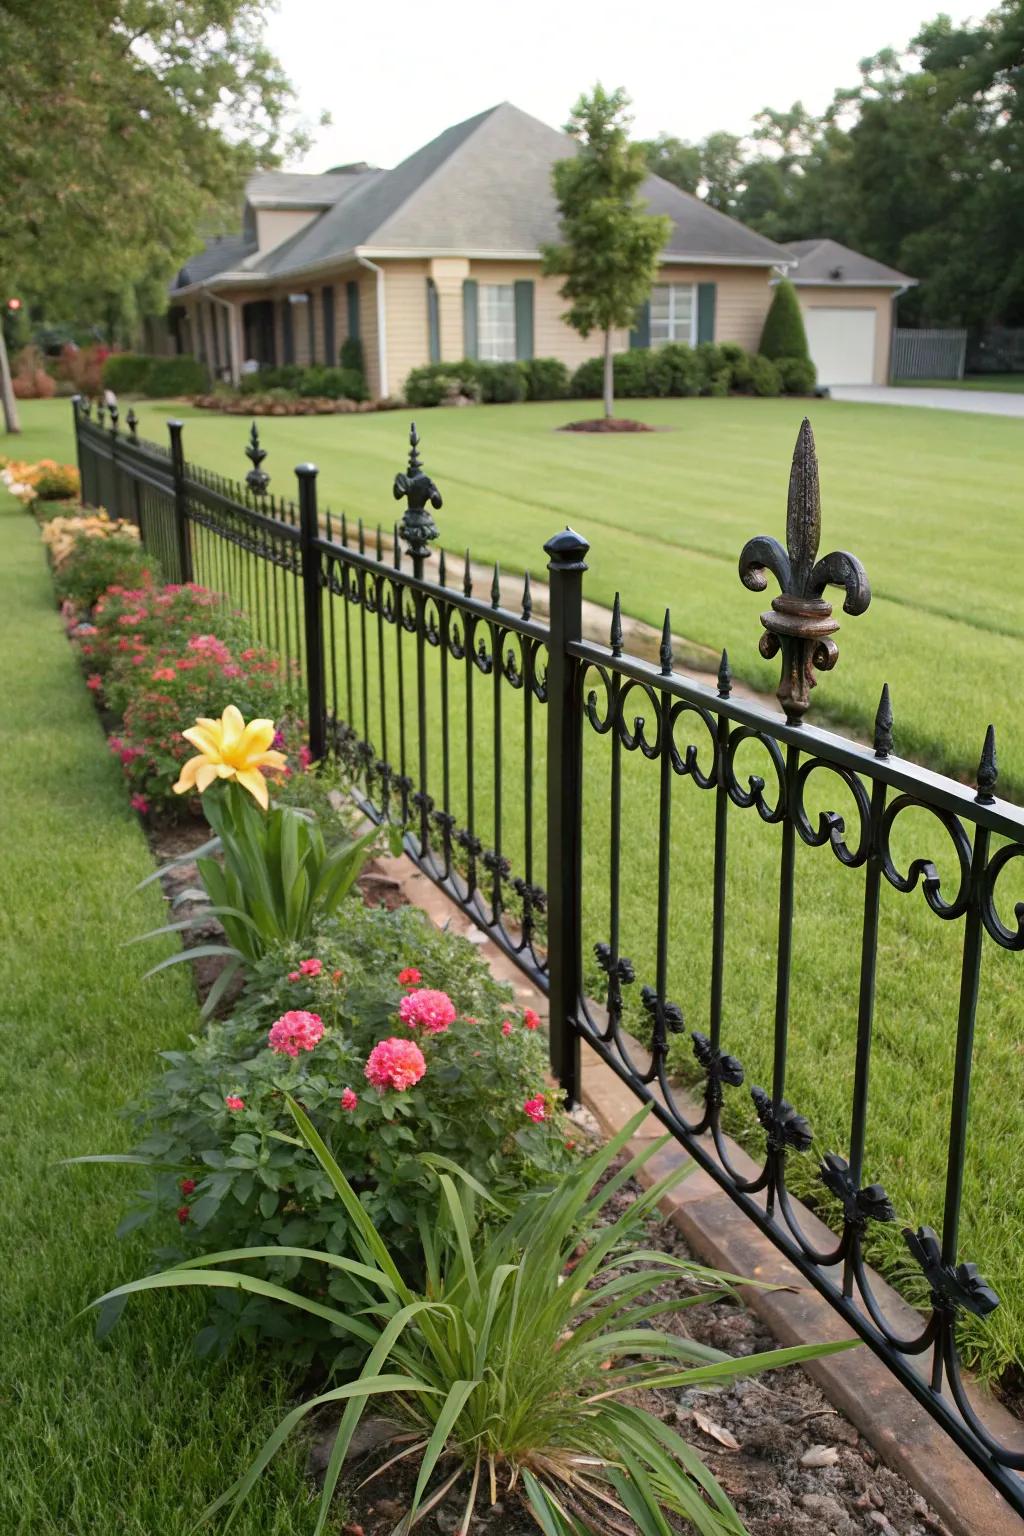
xmin=72 ymin=395 xmax=1024 ymax=1514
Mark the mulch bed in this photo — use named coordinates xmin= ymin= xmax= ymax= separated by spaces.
xmin=558 ymin=417 xmax=656 ymax=433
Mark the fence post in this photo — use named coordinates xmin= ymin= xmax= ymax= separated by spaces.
xmin=297 ymin=462 xmax=327 ymax=762
xmin=70 ymin=396 xmax=85 ymax=501
xmin=544 ymin=525 xmax=590 ymax=1105
xmin=166 ymin=419 xmax=193 ymax=584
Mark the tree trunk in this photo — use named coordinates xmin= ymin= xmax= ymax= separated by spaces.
xmin=602 ymin=327 xmax=613 ymax=420
xmin=0 ymin=326 xmax=21 ymax=435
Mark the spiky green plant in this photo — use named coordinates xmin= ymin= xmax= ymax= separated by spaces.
xmin=88 ymin=1102 xmax=856 ymax=1534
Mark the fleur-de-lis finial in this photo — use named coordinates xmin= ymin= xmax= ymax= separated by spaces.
xmin=245 ymin=421 xmax=269 ymax=496
xmin=393 ymin=422 xmax=442 ymax=567
xmin=738 ymin=419 xmax=871 ymax=722
xmin=126 ymin=407 xmax=139 ymax=443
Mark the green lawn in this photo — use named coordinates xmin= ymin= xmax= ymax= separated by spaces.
xmin=895 ymin=374 xmax=1024 ymax=393
xmin=0 ymin=490 xmax=309 ymax=1534
xmin=17 ymin=392 xmax=1023 ymax=794
xmin=14 ymin=393 xmax=1024 ymax=1386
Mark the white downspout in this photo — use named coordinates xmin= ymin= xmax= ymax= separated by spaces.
xmin=356 ymin=253 xmax=388 ymax=399
xmin=208 ymin=292 xmax=241 ymax=386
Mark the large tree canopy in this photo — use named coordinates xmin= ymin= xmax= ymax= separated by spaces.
xmin=638 ymin=2 xmax=1024 ymax=327
xmin=0 ymin=0 xmax=312 ymax=335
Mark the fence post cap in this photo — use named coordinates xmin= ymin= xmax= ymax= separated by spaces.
xmin=294 ymin=462 xmax=319 ymax=478
xmin=544 ymin=525 xmax=590 ymax=569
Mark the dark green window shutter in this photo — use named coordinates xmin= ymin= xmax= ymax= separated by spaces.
xmin=697 ymin=283 xmax=717 ymax=344
xmin=630 ymin=299 xmax=651 ymax=349
xmin=282 ymin=300 xmax=295 ymax=365
xmin=306 ymin=291 xmax=315 ymax=363
xmin=514 ymin=280 xmax=534 ymax=360
xmin=462 ymin=279 xmax=478 ymax=360
xmin=346 ymin=280 xmax=360 ymax=339
xmin=427 ymin=279 xmax=440 ymax=363
xmin=322 ymin=286 xmax=336 ymax=362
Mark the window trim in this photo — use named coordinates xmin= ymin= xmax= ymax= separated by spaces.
xmin=649 ymin=282 xmax=698 ymax=347
xmin=477 ymin=282 xmax=517 ymax=362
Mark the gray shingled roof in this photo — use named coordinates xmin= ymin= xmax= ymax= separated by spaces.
xmin=244 ymin=169 xmax=379 ymax=208
xmin=176 ymin=234 xmax=256 ymax=287
xmin=191 ymin=103 xmax=791 ymax=287
xmin=786 ymin=239 xmax=916 ymax=287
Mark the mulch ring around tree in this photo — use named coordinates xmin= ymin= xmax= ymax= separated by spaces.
xmin=557 ymin=417 xmax=659 ymax=433
xmin=317 ymin=1161 xmax=952 ymax=1536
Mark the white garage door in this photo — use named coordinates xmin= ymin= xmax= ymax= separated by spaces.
xmin=803 ymin=307 xmax=876 ymax=386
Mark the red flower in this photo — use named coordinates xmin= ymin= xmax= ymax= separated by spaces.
xmin=86 ymin=674 xmax=102 ymax=692
xmin=224 ymin=1094 xmax=245 ymax=1111
xmin=340 ymin=1088 xmax=358 ymax=1111
xmin=397 ymin=967 xmax=422 ymax=987
xmin=523 ymin=1008 xmax=541 ymax=1031
xmin=176 ymin=1205 xmax=190 ymax=1224
xmin=179 ymin=1178 xmax=197 ymax=1196
xmin=523 ymin=1095 xmax=547 ymax=1124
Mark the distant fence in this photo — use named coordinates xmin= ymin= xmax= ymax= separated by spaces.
xmin=892 ymin=329 xmax=967 ymax=381
xmin=967 ymin=326 xmax=1024 ymax=376
xmin=72 ymin=395 xmax=1024 ymax=1516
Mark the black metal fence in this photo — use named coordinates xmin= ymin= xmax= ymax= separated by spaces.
xmin=72 ymin=395 xmax=1024 ymax=1513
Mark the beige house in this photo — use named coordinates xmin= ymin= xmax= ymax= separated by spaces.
xmin=170 ymin=105 xmax=911 ymax=398
xmin=170 ymin=104 xmax=799 ymax=398
xmin=783 ymin=240 xmax=917 ymax=387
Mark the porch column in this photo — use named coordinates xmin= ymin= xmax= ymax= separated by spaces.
xmin=429 ymin=257 xmax=470 ymax=361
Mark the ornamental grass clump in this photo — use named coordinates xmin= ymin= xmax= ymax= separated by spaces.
xmin=91 ymin=1103 xmax=855 ymax=1535
xmin=135 ymin=706 xmax=375 ymax=1010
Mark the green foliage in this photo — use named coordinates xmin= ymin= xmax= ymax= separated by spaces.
xmin=145 ymin=356 xmax=210 ymax=398
xmin=776 ymin=355 xmax=818 ymax=395
xmin=98 ymin=1103 xmax=856 ymax=1533
xmin=637 ymin=132 xmax=702 ymax=191
xmin=404 ymin=362 xmax=482 ymax=407
xmin=522 ymin=356 xmax=571 ymax=400
xmin=759 ymin=280 xmax=811 ymax=362
xmin=339 ymin=335 xmax=365 ymax=376
xmin=475 ymin=361 xmax=528 ymax=403
xmin=0 ymin=3 xmax=310 ymax=342
xmin=236 ymin=365 xmax=368 ymax=402
xmin=571 ymin=343 xmax=749 ymax=399
xmin=717 ymin=341 xmax=754 ymax=392
xmin=102 ymin=353 xmax=157 ymax=395
xmin=696 ymin=341 xmax=733 ymax=396
xmin=746 ymin=354 xmax=783 ymax=397
xmin=101 ymin=902 xmax=571 ymax=1358
xmin=53 ymin=534 xmax=160 ymax=609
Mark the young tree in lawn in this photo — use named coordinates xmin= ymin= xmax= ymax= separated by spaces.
xmin=543 ymin=86 xmax=670 ymax=420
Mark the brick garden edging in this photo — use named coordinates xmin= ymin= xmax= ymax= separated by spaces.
xmin=374 ymin=849 xmax=1024 ymax=1536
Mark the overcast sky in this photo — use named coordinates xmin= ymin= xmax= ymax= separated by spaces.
xmin=265 ymin=0 xmax=977 ymax=173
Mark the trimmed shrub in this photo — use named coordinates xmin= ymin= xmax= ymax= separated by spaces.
xmin=294 ymin=366 xmax=369 ymax=402
xmin=339 ymin=334 xmax=365 ymax=377
xmin=569 ymin=355 xmax=603 ymax=399
xmin=694 ymin=342 xmax=731 ymax=396
xmin=11 ymin=346 xmax=56 ymax=399
xmin=404 ymin=362 xmax=482 ymax=407
xmin=759 ymin=279 xmax=811 ymax=363
xmin=776 ymin=355 xmax=818 ymax=395
xmin=476 ymin=361 xmax=528 ymax=404
xmin=144 ymin=355 xmax=210 ymax=398
xmin=653 ymin=342 xmax=702 ymax=397
xmin=102 ymin=353 xmax=155 ymax=394
xmin=718 ymin=341 xmax=755 ymax=393
xmin=523 ymin=357 xmax=570 ymax=400
xmin=748 ymin=353 xmax=783 ymax=397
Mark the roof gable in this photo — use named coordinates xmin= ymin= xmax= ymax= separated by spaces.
xmin=786 ymin=238 xmax=915 ymax=287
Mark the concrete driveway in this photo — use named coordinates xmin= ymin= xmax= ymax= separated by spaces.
xmin=828 ymin=384 xmax=1024 ymax=418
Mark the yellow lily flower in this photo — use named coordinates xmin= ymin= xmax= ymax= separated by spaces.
xmin=173 ymin=705 xmax=287 ymax=809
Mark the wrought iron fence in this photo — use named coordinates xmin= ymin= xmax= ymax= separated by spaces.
xmin=72 ymin=395 xmax=1024 ymax=1514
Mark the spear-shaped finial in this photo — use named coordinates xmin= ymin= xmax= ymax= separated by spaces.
xmin=610 ymin=593 xmax=623 ymax=658
xmin=717 ymin=648 xmax=732 ymax=698
xmin=491 ymin=562 xmax=501 ymax=609
xmin=107 ymin=400 xmax=119 ymax=433
xmin=874 ymin=683 xmax=894 ymax=759
xmin=659 ymin=610 xmax=673 ymax=676
xmin=521 ymin=570 xmax=532 ymax=620
xmin=438 ymin=548 xmax=447 ymax=587
xmin=126 ymin=407 xmax=138 ymax=442
xmin=393 ymin=421 xmax=442 ymax=567
xmin=245 ymin=421 xmax=269 ymax=495
xmin=463 ymin=549 xmax=472 ymax=598
xmin=976 ymin=724 xmax=998 ymax=805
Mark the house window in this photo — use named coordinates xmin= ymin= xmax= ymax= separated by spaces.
xmin=477 ymin=284 xmax=516 ymax=361
xmin=650 ymin=283 xmax=696 ymax=346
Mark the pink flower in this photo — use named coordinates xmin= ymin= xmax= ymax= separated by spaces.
xmin=340 ymin=1088 xmax=358 ymax=1111
xmin=86 ymin=673 xmax=102 ymax=692
xmin=398 ymin=988 xmax=456 ymax=1034
xmin=365 ymin=1037 xmax=427 ymax=1092
xmin=151 ymin=666 xmax=176 ymax=682
xmin=120 ymin=746 xmax=142 ymax=766
xmin=501 ymin=1020 xmax=513 ymax=1037
xmin=268 ymin=1010 xmax=324 ymax=1057
xmin=224 ymin=1095 xmax=245 ymax=1111
xmin=130 ymin=793 xmax=149 ymax=814
xmin=298 ymin=745 xmax=313 ymax=772
xmin=397 ymin=967 xmax=422 ymax=987
xmin=108 ymin=735 xmax=123 ymax=753
xmin=523 ymin=1095 xmax=548 ymax=1124
xmin=298 ymin=958 xmax=322 ymax=977
xmin=523 ymin=1008 xmax=541 ymax=1031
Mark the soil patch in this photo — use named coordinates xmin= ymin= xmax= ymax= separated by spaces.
xmin=557 ymin=417 xmax=657 ymax=433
